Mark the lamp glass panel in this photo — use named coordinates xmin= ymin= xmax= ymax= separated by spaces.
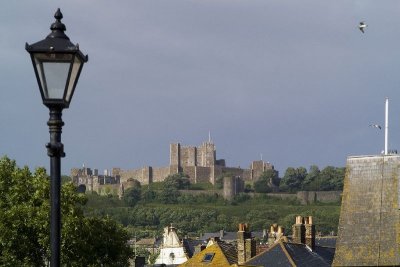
xmin=32 ymin=53 xmax=73 ymax=100
xmin=65 ymin=56 xmax=83 ymax=102
xmin=34 ymin=57 xmax=46 ymax=97
xmin=43 ymin=62 xmax=70 ymax=99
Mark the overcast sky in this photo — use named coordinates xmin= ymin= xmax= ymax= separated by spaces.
xmin=1 ymin=0 xmax=400 ymax=175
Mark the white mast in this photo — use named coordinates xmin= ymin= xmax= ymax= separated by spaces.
xmin=385 ymin=97 xmax=389 ymax=155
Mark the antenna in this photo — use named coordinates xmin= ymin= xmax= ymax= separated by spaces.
xmin=385 ymin=97 xmax=389 ymax=155
xmin=260 ymin=153 xmax=263 ymax=161
xmin=208 ymin=130 xmax=211 ymax=143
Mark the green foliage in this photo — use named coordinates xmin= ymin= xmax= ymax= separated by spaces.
xmin=157 ymin=173 xmax=191 ymax=204
xmin=164 ymin=173 xmax=190 ymax=190
xmin=188 ymin=182 xmax=214 ymax=190
xmin=0 ymin=156 xmax=133 ymax=266
xmin=83 ymin=191 xmax=340 ymax=236
xmin=61 ymin=175 xmax=71 ymax=184
xmin=214 ymin=175 xmax=224 ymax=189
xmin=302 ymin=165 xmax=320 ymax=190
xmin=141 ymin=187 xmax=157 ymax=202
xmin=176 ymin=193 xmax=224 ymax=205
xmin=318 ymin=166 xmax=345 ymax=191
xmin=158 ymin=186 xmax=180 ymax=204
xmin=123 ymin=186 xmax=142 ymax=207
xmin=85 ymin=191 xmax=125 ymax=208
xmin=254 ymin=170 xmax=278 ymax=193
xmin=279 ymin=167 xmax=307 ymax=192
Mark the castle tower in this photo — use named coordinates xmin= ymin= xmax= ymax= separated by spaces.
xmin=198 ymin=141 xmax=216 ymax=167
xmin=170 ymin=143 xmax=181 ymax=173
xmin=333 ymin=155 xmax=400 ymax=266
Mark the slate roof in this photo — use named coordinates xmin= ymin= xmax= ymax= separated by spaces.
xmin=246 ymin=242 xmax=294 ymax=267
xmin=244 ymin=240 xmax=335 ymax=267
xmin=218 ymin=241 xmax=238 ymax=265
xmin=315 ymin=236 xmax=336 ymax=248
xmin=182 ymin=239 xmax=205 ymax=258
xmin=199 ymin=231 xmax=265 ymax=242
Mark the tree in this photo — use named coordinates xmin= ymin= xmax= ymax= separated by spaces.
xmin=158 ymin=184 xmax=180 ymax=204
xmin=123 ymin=187 xmax=142 ymax=207
xmin=279 ymin=167 xmax=307 ymax=192
xmin=141 ymin=187 xmax=157 ymax=202
xmin=123 ymin=181 xmax=142 ymax=207
xmin=254 ymin=170 xmax=278 ymax=193
xmin=302 ymin=165 xmax=320 ymax=191
xmin=319 ymin=166 xmax=345 ymax=191
xmin=0 ymin=156 xmax=133 ymax=266
xmin=164 ymin=173 xmax=190 ymax=190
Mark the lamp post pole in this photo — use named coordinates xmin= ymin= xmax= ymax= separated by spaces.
xmin=26 ymin=9 xmax=88 ymax=266
xmin=47 ymin=108 xmax=65 ymax=266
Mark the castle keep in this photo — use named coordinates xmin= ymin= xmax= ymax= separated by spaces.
xmin=71 ymin=140 xmax=276 ymax=194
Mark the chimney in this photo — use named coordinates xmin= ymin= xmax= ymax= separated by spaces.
xmin=304 ymin=216 xmax=316 ymax=250
xmin=268 ymin=223 xmax=285 ymax=246
xmin=292 ymin=216 xmax=305 ymax=244
xmin=262 ymin=229 xmax=267 ymax=239
xmin=237 ymin=223 xmax=256 ymax=264
xmin=220 ymin=229 xmax=224 ymax=240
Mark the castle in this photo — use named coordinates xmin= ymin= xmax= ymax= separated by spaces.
xmin=71 ymin=139 xmax=277 ymax=195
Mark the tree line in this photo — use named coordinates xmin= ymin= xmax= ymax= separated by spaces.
xmin=253 ymin=165 xmax=345 ymax=193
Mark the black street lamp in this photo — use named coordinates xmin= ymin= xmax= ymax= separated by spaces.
xmin=26 ymin=9 xmax=88 ymax=267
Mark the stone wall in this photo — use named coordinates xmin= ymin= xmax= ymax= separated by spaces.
xmin=95 ymin=183 xmax=120 ymax=196
xmin=194 ymin=166 xmax=212 ymax=183
xmin=197 ymin=142 xmax=216 ymax=167
xmin=251 ymin=160 xmax=265 ymax=180
xmin=333 ymin=155 xmax=400 ymax=266
xmin=170 ymin=143 xmax=180 ymax=166
xmin=296 ymin=191 xmax=342 ymax=205
xmin=182 ymin=166 xmax=196 ymax=183
xmin=263 ymin=191 xmax=341 ymax=204
xmin=152 ymin=166 xmax=171 ymax=183
xmin=265 ymin=193 xmax=298 ymax=200
xmin=120 ymin=167 xmax=151 ymax=185
xmin=180 ymin=146 xmax=196 ymax=167
xmin=242 ymin=169 xmax=252 ymax=181
xmin=223 ymin=176 xmax=245 ymax=200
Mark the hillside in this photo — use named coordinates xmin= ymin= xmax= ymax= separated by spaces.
xmin=82 ymin=192 xmax=340 ymax=239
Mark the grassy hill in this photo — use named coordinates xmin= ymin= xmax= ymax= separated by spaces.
xmin=82 ymin=192 xmax=340 ymax=239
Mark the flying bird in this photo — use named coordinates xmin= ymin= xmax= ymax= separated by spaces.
xmin=359 ymin=22 xmax=367 ymax=33
xmin=370 ymin=124 xmax=382 ymax=130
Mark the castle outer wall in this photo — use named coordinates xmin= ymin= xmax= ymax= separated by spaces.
xmin=71 ymin=140 xmax=277 ymax=194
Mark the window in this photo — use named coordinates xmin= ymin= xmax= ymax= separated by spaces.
xmin=202 ymin=253 xmax=215 ymax=262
